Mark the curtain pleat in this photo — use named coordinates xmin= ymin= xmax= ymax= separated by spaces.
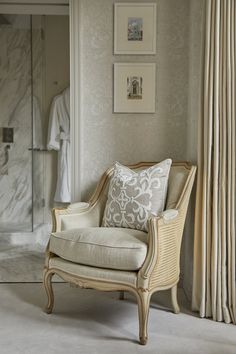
xmin=192 ymin=0 xmax=236 ymax=324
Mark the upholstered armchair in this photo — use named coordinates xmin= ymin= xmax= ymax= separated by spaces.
xmin=43 ymin=162 xmax=196 ymax=345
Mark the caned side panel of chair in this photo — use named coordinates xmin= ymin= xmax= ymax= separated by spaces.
xmin=148 ymin=206 xmax=188 ymax=289
xmin=148 ymin=166 xmax=196 ymax=290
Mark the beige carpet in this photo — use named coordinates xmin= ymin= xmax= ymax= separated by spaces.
xmin=0 ymin=284 xmax=235 ymax=354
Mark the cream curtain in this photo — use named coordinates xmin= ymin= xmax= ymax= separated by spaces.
xmin=192 ymin=0 xmax=236 ymax=323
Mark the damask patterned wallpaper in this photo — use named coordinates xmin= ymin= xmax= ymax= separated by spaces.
xmin=79 ymin=0 xmax=191 ymax=199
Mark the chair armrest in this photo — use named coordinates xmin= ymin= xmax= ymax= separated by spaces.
xmin=67 ymin=202 xmax=90 ymax=212
xmin=138 ymin=208 xmax=184 ymax=290
xmin=52 ymin=200 xmax=104 ymax=232
xmin=161 ymin=209 xmax=179 ymax=221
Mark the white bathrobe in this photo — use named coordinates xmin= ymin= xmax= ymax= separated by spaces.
xmin=47 ymin=87 xmax=70 ymax=203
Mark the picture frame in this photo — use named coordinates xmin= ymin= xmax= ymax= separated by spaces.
xmin=114 ymin=3 xmax=156 ymax=55
xmin=114 ymin=63 xmax=156 ymax=113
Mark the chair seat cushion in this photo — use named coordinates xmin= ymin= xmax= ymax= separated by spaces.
xmin=49 ymin=227 xmax=148 ymax=271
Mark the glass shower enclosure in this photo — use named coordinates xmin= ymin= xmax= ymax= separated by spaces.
xmin=0 ymin=14 xmax=45 ymax=232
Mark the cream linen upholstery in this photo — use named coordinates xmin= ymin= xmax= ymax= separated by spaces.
xmin=50 ymin=227 xmax=148 ymax=271
xmin=166 ymin=166 xmax=189 ymax=209
xmin=44 ymin=162 xmax=196 ymax=345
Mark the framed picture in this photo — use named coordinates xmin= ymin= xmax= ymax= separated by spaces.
xmin=114 ymin=3 xmax=156 ymax=55
xmin=114 ymin=63 xmax=156 ymax=113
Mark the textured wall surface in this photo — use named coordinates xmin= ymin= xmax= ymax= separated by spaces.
xmin=183 ymin=0 xmax=203 ymax=299
xmin=78 ymin=0 xmax=203 ymax=297
xmin=79 ymin=0 xmax=191 ymax=200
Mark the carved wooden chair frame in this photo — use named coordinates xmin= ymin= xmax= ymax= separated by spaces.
xmin=43 ymin=162 xmax=196 ymax=345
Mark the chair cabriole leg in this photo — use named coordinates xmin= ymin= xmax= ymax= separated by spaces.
xmin=137 ymin=290 xmax=151 ymax=345
xmin=43 ymin=269 xmax=54 ymax=314
xmin=171 ymin=284 xmax=180 ymax=314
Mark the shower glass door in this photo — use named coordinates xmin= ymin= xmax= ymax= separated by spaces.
xmin=0 ymin=14 xmax=33 ymax=232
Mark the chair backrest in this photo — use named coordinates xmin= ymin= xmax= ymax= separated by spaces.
xmin=166 ymin=163 xmax=192 ymax=209
xmin=89 ymin=162 xmax=196 ymax=224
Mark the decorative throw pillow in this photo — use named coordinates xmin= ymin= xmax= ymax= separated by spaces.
xmin=102 ymin=159 xmax=172 ymax=232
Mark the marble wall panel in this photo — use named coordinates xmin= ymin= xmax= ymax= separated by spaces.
xmin=0 ymin=15 xmax=33 ymax=231
xmin=0 ymin=15 xmax=47 ymax=231
xmin=0 ymin=15 xmax=71 ymax=283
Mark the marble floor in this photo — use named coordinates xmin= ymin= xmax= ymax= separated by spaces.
xmin=0 ymin=284 xmax=235 ymax=354
xmin=0 ymin=222 xmax=33 ymax=233
xmin=0 ymin=242 xmax=45 ymax=282
xmin=0 ymin=224 xmax=57 ymax=282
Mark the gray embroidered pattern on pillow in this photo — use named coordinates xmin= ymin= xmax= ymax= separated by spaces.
xmin=103 ymin=159 xmax=172 ymax=232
